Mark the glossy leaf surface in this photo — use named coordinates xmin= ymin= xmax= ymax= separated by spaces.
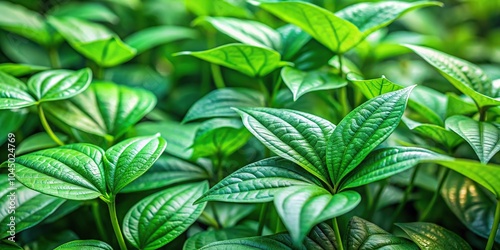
xmin=183 ymin=225 xmax=255 ymax=250
xmin=397 ymin=222 xmax=472 ymax=250
xmin=54 ymin=240 xmax=113 ymax=250
xmin=0 ymin=63 xmax=48 ymax=77
xmin=27 ymin=68 xmax=92 ymax=103
xmin=350 ymin=76 xmax=403 ymax=99
xmin=403 ymin=117 xmax=463 ymax=149
xmin=281 ymin=67 xmax=347 ymax=101
xmin=0 ymin=71 xmax=36 ymax=109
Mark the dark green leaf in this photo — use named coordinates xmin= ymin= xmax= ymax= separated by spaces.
xmin=27 ymin=68 xmax=92 ymax=103
xmin=0 ymin=63 xmax=48 ymax=77
xmin=281 ymin=67 xmax=347 ymax=101
xmin=408 ymin=86 xmax=447 ymax=125
xmin=403 ymin=117 xmax=463 ymax=149
xmin=183 ymin=225 xmax=256 ymax=250
xmin=0 ymin=240 xmax=22 ymax=250
xmin=125 ymin=26 xmax=197 ymax=54
xmin=0 ymin=71 xmax=36 ymax=109
xmin=54 ymin=240 xmax=113 ymax=250
xmin=277 ymin=24 xmax=311 ymax=61
xmin=202 ymin=203 xmax=256 ymax=228
xmin=0 ymin=109 xmax=27 ymax=144
xmin=123 ymin=181 xmax=208 ymax=250
xmin=396 ymin=222 xmax=472 ymax=250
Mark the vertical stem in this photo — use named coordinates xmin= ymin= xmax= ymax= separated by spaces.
xmin=479 ymin=107 xmax=487 ymax=122
xmin=486 ymin=200 xmax=500 ymax=250
xmin=270 ymin=76 xmax=282 ymax=107
xmin=258 ymin=78 xmax=270 ymax=104
xmin=92 ymin=201 xmax=108 ymax=242
xmin=258 ymin=203 xmax=270 ymax=236
xmin=107 ymin=199 xmax=128 ymax=250
xmin=48 ymin=46 xmax=61 ymax=69
xmin=419 ymin=168 xmax=450 ymax=221
xmin=338 ymin=54 xmax=344 ymax=78
xmin=95 ymin=65 xmax=104 ymax=80
xmin=332 ymin=217 xmax=345 ymax=250
xmin=391 ymin=165 xmax=420 ymax=227
xmin=339 ymin=87 xmax=351 ymax=117
xmin=38 ymin=105 xmax=64 ymax=146
xmin=207 ymin=32 xmax=226 ymax=89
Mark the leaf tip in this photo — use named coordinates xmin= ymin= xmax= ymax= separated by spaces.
xmin=172 ymin=51 xmax=191 ymax=57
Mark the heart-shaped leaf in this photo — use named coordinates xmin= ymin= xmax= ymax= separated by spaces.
xmin=442 ymin=172 xmax=500 ymax=243
xmin=405 ymin=44 xmax=500 ymax=109
xmin=336 ymin=1 xmax=442 ymax=38
xmin=54 ymin=240 xmax=113 ymax=250
xmin=125 ymin=26 xmax=198 ymax=54
xmin=0 ymin=63 xmax=48 ymax=77
xmin=235 ymin=107 xmax=336 ymax=185
xmin=347 ymin=216 xmax=418 ymax=250
xmin=281 ymin=67 xmax=347 ymax=101
xmin=0 ymin=71 xmax=36 ymax=109
xmin=27 ymin=68 xmax=92 ymax=103
xmin=327 ymin=86 xmax=415 ymax=185
xmin=446 ymin=115 xmax=500 ymax=163
xmin=396 ymin=222 xmax=472 ymax=250
xmin=175 ymin=44 xmax=289 ymax=77
xmin=12 ymin=143 xmax=107 ymax=200
xmin=274 ymin=186 xmax=361 ymax=245
xmin=104 ymin=134 xmax=166 ymax=195
xmin=183 ymin=88 xmax=265 ymax=123
xmin=196 ymin=157 xmax=321 ymax=203
xmin=403 ymin=117 xmax=463 ymax=149
xmin=340 ymin=147 xmax=448 ymax=191
xmin=123 ymin=181 xmax=208 ymax=250
xmin=0 ymin=178 xmax=65 ymax=239
xmin=251 ymin=1 xmax=361 ymax=53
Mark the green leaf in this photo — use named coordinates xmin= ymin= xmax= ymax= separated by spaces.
xmin=48 ymin=17 xmax=136 ymax=67
xmin=104 ymin=135 xmax=166 ymax=195
xmin=176 ymin=43 xmax=289 ymax=77
xmin=123 ymin=181 xmax=208 ymax=250
xmin=183 ymin=88 xmax=265 ymax=123
xmin=183 ymin=225 xmax=256 ymax=250
xmin=235 ymin=107 xmax=336 ymax=185
xmin=17 ymin=132 xmax=68 ymax=155
xmin=281 ymin=67 xmax=347 ymax=101
xmin=252 ymin=1 xmax=362 ymax=53
xmin=408 ymin=86 xmax=447 ymax=125
xmin=446 ymin=93 xmax=477 ymax=117
xmin=327 ymin=86 xmax=415 ymax=185
xmin=396 ymin=222 xmax=472 ymax=250
xmin=121 ymin=156 xmax=208 ymax=193
xmin=191 ymin=118 xmax=250 ymax=159
xmin=48 ymin=2 xmax=119 ymax=24
xmin=278 ymin=24 xmax=311 ymax=61
xmin=446 ymin=115 xmax=500 ymax=163
xmin=0 ymin=109 xmax=27 ymax=144
xmin=185 ymin=0 xmax=251 ymax=18
xmin=125 ymin=26 xmax=198 ymax=54
xmin=404 ymin=44 xmax=500 ymax=109
xmin=202 ymin=203 xmax=256 ymax=228
xmin=350 ymin=76 xmax=404 ymax=99
xmin=45 ymin=81 xmax=156 ymax=141
xmin=196 ymin=157 xmax=321 ymax=203
xmin=28 ymin=68 xmax=92 ymax=103
xmin=347 ymin=216 xmax=418 ymax=250
xmin=54 ymin=240 xmax=113 ymax=250
xmin=12 ymin=143 xmax=107 ymax=200
xmin=442 ymin=172 xmax=500 ymax=243
xmin=336 ymin=1 xmax=442 ymax=38
xmin=274 ymin=186 xmax=361 ymax=245
xmin=0 ymin=178 xmax=65 ymax=239
xmin=340 ymin=147 xmax=447 ymax=190
xmin=193 ymin=16 xmax=281 ymax=51
xmin=0 ymin=71 xmax=36 ymax=109
xmin=0 ymin=63 xmax=48 ymax=77
xmin=403 ymin=117 xmax=463 ymax=149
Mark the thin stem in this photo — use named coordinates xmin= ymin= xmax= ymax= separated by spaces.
xmin=95 ymin=65 xmax=104 ymax=80
xmin=106 ymin=199 xmax=128 ymax=250
xmin=332 ymin=217 xmax=345 ymax=250
xmin=419 ymin=168 xmax=450 ymax=221
xmin=479 ymin=107 xmax=487 ymax=122
xmin=338 ymin=54 xmax=344 ymax=78
xmin=486 ymin=200 xmax=500 ymax=250
xmin=92 ymin=201 xmax=108 ymax=241
xmin=339 ymin=87 xmax=351 ymax=117
xmin=207 ymin=32 xmax=226 ymax=89
xmin=258 ymin=202 xmax=270 ymax=236
xmin=390 ymin=165 xmax=420 ymax=227
xmin=367 ymin=181 xmax=388 ymax=219
xmin=258 ymin=78 xmax=270 ymax=104
xmin=48 ymin=46 xmax=61 ymax=68
xmin=270 ymin=76 xmax=282 ymax=107
xmin=38 ymin=105 xmax=64 ymax=146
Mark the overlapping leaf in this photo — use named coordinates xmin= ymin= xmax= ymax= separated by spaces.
xmin=54 ymin=240 xmax=113 ymax=250
xmin=397 ymin=222 xmax=472 ymax=249
xmin=125 ymin=26 xmax=198 ymax=54
xmin=0 ymin=72 xmax=36 ymax=109
xmin=403 ymin=117 xmax=463 ymax=149
xmin=0 ymin=63 xmax=48 ymax=77
xmin=0 ymin=109 xmax=27 ymax=144
xmin=347 ymin=217 xmax=418 ymax=249
xmin=281 ymin=67 xmax=347 ymax=101
xmin=183 ymin=224 xmax=256 ymax=250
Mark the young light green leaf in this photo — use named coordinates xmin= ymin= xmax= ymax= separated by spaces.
xmin=196 ymin=157 xmax=321 ymax=203
xmin=104 ymin=135 xmax=166 ymax=195
xmin=183 ymin=88 xmax=265 ymax=123
xmin=0 ymin=63 xmax=48 ymax=77
xmin=54 ymin=240 xmax=113 ymax=250
xmin=193 ymin=16 xmax=281 ymax=50
xmin=252 ymin=1 xmax=362 ymax=53
xmin=183 ymin=225 xmax=256 ymax=250
xmin=175 ymin=44 xmax=289 ymax=77
xmin=446 ymin=115 xmax=500 ymax=163
xmin=48 ymin=2 xmax=119 ymax=24
xmin=0 ymin=179 xmax=65 ymax=239
xmin=327 ymin=86 xmax=415 ymax=185
xmin=44 ymin=81 xmax=156 ymax=141
xmin=185 ymin=0 xmax=251 ymax=18
xmin=12 ymin=143 xmax=107 ymax=200
xmin=336 ymin=1 xmax=442 ymax=37
xmin=396 ymin=222 xmax=472 ymax=250
xmin=125 ymin=26 xmax=198 ymax=54
xmin=350 ymin=75 xmax=404 ymax=99
xmin=340 ymin=147 xmax=448 ymax=191
xmin=123 ymin=181 xmax=208 ymax=250
xmin=121 ymin=156 xmax=208 ymax=193
xmin=0 ymin=71 xmax=36 ymax=109
xmin=442 ymin=172 xmax=500 ymax=243
xmin=405 ymin=44 xmax=500 ymax=109
xmin=347 ymin=216 xmax=418 ymax=250
xmin=274 ymin=186 xmax=361 ymax=245
xmin=281 ymin=67 xmax=347 ymax=101
xmin=235 ymin=107 xmax=336 ymax=185
xmin=191 ymin=118 xmax=251 ymax=159
xmin=48 ymin=17 xmax=136 ymax=67
xmin=27 ymin=68 xmax=92 ymax=103
xmin=403 ymin=117 xmax=463 ymax=149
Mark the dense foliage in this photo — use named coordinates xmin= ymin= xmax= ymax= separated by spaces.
xmin=0 ymin=0 xmax=499 ymax=249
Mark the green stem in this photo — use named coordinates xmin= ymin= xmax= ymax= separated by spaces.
xmin=106 ymin=199 xmax=128 ymax=250
xmin=270 ymin=76 xmax=282 ymax=107
xmin=207 ymin=32 xmax=225 ymax=89
xmin=367 ymin=181 xmax=388 ymax=219
xmin=258 ymin=78 xmax=270 ymax=104
xmin=332 ymin=217 xmax=345 ymax=250
xmin=486 ymin=200 xmax=500 ymax=250
xmin=258 ymin=203 xmax=270 ymax=236
xmin=479 ymin=107 xmax=487 ymax=122
xmin=48 ymin=46 xmax=61 ymax=69
xmin=95 ymin=65 xmax=105 ymax=80
xmin=38 ymin=105 xmax=64 ymax=146
xmin=339 ymin=87 xmax=350 ymax=117
xmin=390 ymin=165 xmax=420 ymax=227
xmin=419 ymin=168 xmax=450 ymax=221
xmin=92 ymin=201 xmax=108 ymax=242
xmin=338 ymin=54 xmax=344 ymax=78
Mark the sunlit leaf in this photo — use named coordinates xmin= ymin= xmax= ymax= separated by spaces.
xmin=28 ymin=68 xmax=92 ymax=103
xmin=281 ymin=67 xmax=347 ymax=101
xmin=54 ymin=240 xmax=113 ymax=250
xmin=396 ymin=222 xmax=472 ymax=250
xmin=403 ymin=117 xmax=463 ymax=149
xmin=0 ymin=63 xmax=48 ymax=77
xmin=0 ymin=71 xmax=36 ymax=109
